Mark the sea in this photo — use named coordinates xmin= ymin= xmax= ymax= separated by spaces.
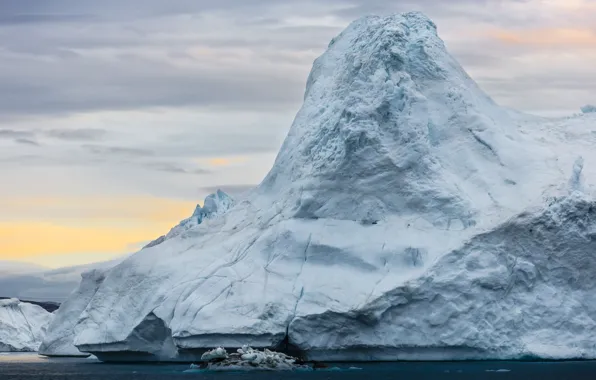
xmin=1 ymin=353 xmax=596 ymax=380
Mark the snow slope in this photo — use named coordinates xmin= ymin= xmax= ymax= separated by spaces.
xmin=47 ymin=12 xmax=596 ymax=361
xmin=0 ymin=298 xmax=53 ymax=352
xmin=39 ymin=190 xmax=234 ymax=357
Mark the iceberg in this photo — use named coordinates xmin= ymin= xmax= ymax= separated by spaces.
xmin=581 ymin=104 xmax=596 ymax=114
xmin=0 ymin=298 xmax=52 ymax=352
xmin=46 ymin=12 xmax=596 ymax=361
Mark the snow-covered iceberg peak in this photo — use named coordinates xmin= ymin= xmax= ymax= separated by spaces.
xmin=193 ymin=190 xmax=235 ymax=223
xmin=0 ymin=298 xmax=52 ymax=352
xmin=144 ymin=190 xmax=235 ymax=248
xmin=259 ymin=11 xmax=530 ymax=226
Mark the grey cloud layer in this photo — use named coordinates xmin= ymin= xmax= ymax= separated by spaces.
xmin=2 ymin=0 xmax=591 ymax=119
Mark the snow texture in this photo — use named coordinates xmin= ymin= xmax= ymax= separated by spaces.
xmin=46 ymin=12 xmax=596 ymax=361
xmin=0 ymin=298 xmax=53 ymax=352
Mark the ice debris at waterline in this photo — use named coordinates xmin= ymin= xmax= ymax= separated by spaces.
xmin=44 ymin=11 xmax=596 ymax=362
xmin=186 ymin=346 xmax=311 ymax=371
xmin=0 ymin=298 xmax=53 ymax=352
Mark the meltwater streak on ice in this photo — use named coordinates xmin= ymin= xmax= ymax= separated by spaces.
xmin=40 ymin=11 xmax=596 ymax=361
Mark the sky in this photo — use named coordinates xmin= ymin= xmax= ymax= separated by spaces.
xmin=0 ymin=0 xmax=595 ymax=268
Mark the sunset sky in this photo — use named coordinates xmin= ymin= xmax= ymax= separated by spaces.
xmin=1 ymin=0 xmax=595 ymax=268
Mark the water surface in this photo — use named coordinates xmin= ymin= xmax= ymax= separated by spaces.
xmin=2 ymin=353 xmax=596 ymax=379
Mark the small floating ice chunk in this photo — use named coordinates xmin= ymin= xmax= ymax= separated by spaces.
xmin=201 ymin=347 xmax=228 ymax=361
xmin=486 ymin=369 xmax=511 ymax=373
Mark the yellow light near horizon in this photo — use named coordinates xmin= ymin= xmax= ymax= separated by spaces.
xmin=493 ymin=28 xmax=596 ymax=47
xmin=0 ymin=195 xmax=198 ymax=267
xmin=545 ymin=0 xmax=595 ymax=10
xmin=205 ymin=156 xmax=248 ymax=167
xmin=0 ymin=221 xmax=162 ymax=257
xmin=0 ymin=195 xmax=198 ymax=222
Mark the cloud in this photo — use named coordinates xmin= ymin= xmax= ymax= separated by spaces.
xmin=46 ymin=128 xmax=107 ymax=141
xmin=14 ymin=138 xmax=40 ymax=146
xmin=144 ymin=162 xmax=211 ymax=175
xmin=201 ymin=184 xmax=256 ymax=196
xmin=205 ymin=156 xmax=249 ymax=167
xmin=492 ymin=28 xmax=596 ymax=48
xmin=0 ymin=0 xmax=592 ymax=120
xmin=83 ymin=144 xmax=154 ymax=157
xmin=0 ymin=14 xmax=92 ymax=25
xmin=0 ymin=129 xmax=35 ymax=139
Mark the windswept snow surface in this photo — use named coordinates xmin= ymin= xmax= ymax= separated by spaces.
xmin=0 ymin=298 xmax=52 ymax=352
xmin=48 ymin=12 xmax=596 ymax=361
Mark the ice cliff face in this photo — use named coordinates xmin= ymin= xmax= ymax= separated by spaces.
xmin=0 ymin=298 xmax=52 ymax=352
xmin=39 ymin=270 xmax=106 ymax=357
xmin=47 ymin=12 xmax=596 ymax=361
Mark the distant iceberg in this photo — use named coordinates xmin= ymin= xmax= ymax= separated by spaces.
xmin=0 ymin=298 xmax=52 ymax=352
xmin=581 ymin=104 xmax=596 ymax=113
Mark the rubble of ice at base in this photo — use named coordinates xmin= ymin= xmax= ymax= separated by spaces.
xmin=188 ymin=346 xmax=311 ymax=371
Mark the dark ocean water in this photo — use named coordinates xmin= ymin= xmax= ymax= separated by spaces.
xmin=2 ymin=353 xmax=596 ymax=380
